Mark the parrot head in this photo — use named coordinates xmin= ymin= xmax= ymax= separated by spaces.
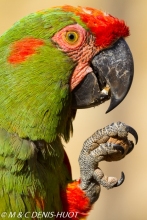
xmin=52 ymin=6 xmax=134 ymax=113
xmin=0 ymin=6 xmax=134 ymax=142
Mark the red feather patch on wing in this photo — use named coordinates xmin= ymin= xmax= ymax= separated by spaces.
xmin=8 ymin=38 xmax=44 ymax=64
xmin=60 ymin=180 xmax=91 ymax=220
xmin=62 ymin=5 xmax=129 ymax=48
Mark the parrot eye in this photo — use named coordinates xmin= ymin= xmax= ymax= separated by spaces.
xmin=52 ymin=24 xmax=86 ymax=51
xmin=65 ymin=31 xmax=79 ymax=44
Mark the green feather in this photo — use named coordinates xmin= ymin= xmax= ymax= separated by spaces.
xmin=0 ymin=40 xmax=75 ymax=142
xmin=0 ymin=7 xmax=86 ymax=217
xmin=0 ymin=7 xmax=87 ymax=142
xmin=0 ymin=129 xmax=71 ymax=215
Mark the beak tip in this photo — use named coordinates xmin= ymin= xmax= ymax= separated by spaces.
xmin=105 ymin=97 xmax=119 ymax=113
xmin=105 ymin=106 xmax=114 ymax=114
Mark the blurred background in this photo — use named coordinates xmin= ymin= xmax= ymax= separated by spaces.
xmin=0 ymin=0 xmax=146 ymax=219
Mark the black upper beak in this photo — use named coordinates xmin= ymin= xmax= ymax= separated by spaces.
xmin=72 ymin=38 xmax=134 ymax=113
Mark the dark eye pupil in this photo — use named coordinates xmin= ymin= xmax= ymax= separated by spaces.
xmin=68 ymin=33 xmax=75 ymax=40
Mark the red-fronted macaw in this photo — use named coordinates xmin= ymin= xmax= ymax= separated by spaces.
xmin=0 ymin=5 xmax=138 ymax=220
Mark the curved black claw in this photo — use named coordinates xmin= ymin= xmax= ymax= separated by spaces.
xmin=114 ymin=172 xmax=125 ymax=187
xmin=126 ymin=141 xmax=134 ymax=155
xmin=113 ymin=144 xmax=125 ymax=154
xmin=126 ymin=126 xmax=138 ymax=144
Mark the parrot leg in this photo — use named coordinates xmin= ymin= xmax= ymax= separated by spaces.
xmin=79 ymin=121 xmax=138 ymax=204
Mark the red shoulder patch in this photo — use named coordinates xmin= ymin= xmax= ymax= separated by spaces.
xmin=8 ymin=37 xmax=44 ymax=64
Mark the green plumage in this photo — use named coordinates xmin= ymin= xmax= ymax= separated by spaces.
xmin=0 ymin=7 xmax=88 ymax=218
xmin=0 ymin=7 xmax=87 ymax=142
xmin=0 ymin=128 xmax=70 ymax=215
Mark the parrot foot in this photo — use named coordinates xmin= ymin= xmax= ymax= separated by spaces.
xmin=78 ymin=122 xmax=138 ymax=204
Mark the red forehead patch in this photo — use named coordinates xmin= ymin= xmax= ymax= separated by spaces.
xmin=62 ymin=5 xmax=129 ymax=48
xmin=8 ymin=38 xmax=44 ymax=64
